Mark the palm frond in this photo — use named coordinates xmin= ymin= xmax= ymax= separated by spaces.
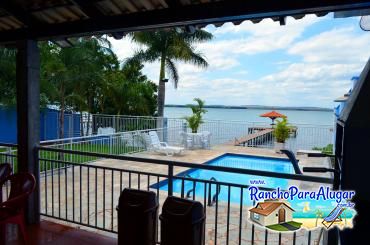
xmin=181 ymin=29 xmax=213 ymax=43
xmin=124 ymin=49 xmax=159 ymax=67
xmin=165 ymin=58 xmax=179 ymax=88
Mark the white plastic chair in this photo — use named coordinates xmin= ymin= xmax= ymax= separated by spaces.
xmin=149 ymin=131 xmax=184 ymax=156
xmin=201 ymin=131 xmax=212 ymax=149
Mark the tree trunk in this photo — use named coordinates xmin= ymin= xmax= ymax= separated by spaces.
xmin=59 ymin=107 xmax=64 ymax=137
xmin=87 ymin=95 xmax=92 ymax=135
xmin=58 ymin=93 xmax=65 ymax=161
xmin=59 ymin=92 xmax=65 ymax=139
xmin=157 ymin=81 xmax=166 ymax=117
xmin=157 ymin=54 xmax=166 ymax=117
xmin=80 ymin=111 xmax=84 ymax=136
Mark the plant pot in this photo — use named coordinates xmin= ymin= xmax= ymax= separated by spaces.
xmin=274 ymin=142 xmax=285 ymax=153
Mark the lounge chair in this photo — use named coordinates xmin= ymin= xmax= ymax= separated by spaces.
xmin=281 ymin=149 xmax=302 ymax=174
xmin=148 ymin=131 xmax=184 ymax=156
xmin=322 ymin=204 xmax=345 ymax=229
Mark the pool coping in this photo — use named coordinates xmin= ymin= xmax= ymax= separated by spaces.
xmin=150 ymin=152 xmax=292 ymax=190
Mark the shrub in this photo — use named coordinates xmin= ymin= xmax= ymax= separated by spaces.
xmin=273 ymin=118 xmax=290 ymax=143
xmin=184 ymin=98 xmax=207 ymax=133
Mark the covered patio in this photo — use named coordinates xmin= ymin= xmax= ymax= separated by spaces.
xmin=1 ymin=0 xmax=370 ymax=245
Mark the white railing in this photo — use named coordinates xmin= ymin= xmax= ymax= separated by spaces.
xmin=88 ymin=114 xmax=334 ymax=151
xmin=41 ymin=115 xmax=334 ymax=162
xmin=40 ymin=126 xmax=184 ymax=164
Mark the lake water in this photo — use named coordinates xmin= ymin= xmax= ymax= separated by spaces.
xmin=164 ymin=107 xmax=334 ymax=126
xmin=164 ymin=106 xmax=335 ymax=151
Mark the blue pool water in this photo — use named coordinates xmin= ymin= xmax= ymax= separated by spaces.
xmin=155 ymin=154 xmax=294 ymax=204
xmin=153 ymin=154 xmax=355 ymax=218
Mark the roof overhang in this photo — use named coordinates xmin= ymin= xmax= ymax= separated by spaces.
xmin=339 ymin=58 xmax=370 ymax=127
xmin=334 ymin=96 xmax=349 ymax=102
xmin=1 ymin=0 xmax=370 ymax=44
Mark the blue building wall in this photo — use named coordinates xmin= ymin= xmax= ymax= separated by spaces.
xmin=0 ymin=107 xmax=81 ymax=143
xmin=0 ymin=107 xmax=18 ymax=143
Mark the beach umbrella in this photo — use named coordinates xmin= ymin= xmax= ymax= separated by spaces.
xmin=260 ymin=110 xmax=287 ymax=125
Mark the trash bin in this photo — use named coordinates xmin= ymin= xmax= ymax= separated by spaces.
xmin=160 ymin=196 xmax=205 ymax=245
xmin=117 ymin=188 xmax=158 ymax=245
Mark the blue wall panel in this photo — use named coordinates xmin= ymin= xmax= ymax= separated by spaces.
xmin=0 ymin=107 xmax=18 ymax=143
xmin=0 ymin=107 xmax=80 ymax=143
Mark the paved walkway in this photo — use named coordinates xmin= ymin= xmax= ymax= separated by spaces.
xmin=280 ymin=222 xmax=300 ymax=231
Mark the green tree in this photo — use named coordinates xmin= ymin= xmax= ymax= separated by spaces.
xmin=127 ymin=29 xmax=213 ymax=117
xmin=1 ymin=37 xmax=159 ymax=138
xmin=103 ymin=61 xmax=157 ymax=116
xmin=0 ymin=48 xmax=16 ymax=106
xmin=41 ymin=38 xmax=120 ymax=137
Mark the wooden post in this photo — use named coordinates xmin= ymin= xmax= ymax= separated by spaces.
xmin=16 ymin=40 xmax=40 ymax=224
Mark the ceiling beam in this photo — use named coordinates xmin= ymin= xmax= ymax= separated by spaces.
xmin=166 ymin=0 xmax=182 ymax=8
xmin=0 ymin=0 xmax=40 ymax=27
xmin=1 ymin=0 xmax=370 ymax=43
xmin=70 ymin=0 xmax=104 ymax=18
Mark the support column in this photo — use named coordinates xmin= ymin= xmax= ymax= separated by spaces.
xmin=16 ymin=40 xmax=40 ymax=224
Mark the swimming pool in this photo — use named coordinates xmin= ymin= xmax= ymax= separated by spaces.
xmin=152 ymin=153 xmax=354 ymax=218
xmin=153 ymin=153 xmax=294 ymax=204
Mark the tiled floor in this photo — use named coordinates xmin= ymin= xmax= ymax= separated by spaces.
xmin=4 ymin=220 xmax=116 ymax=245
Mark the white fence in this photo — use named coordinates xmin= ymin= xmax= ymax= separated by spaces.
xmin=42 ymin=115 xmax=334 ymax=154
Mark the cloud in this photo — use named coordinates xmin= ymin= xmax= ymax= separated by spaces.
xmin=212 ymin=15 xmax=322 ymax=36
xmin=288 ymin=27 xmax=370 ymax=64
xmin=190 ymin=14 xmax=322 ymax=72
xmin=108 ymin=16 xmax=370 ymax=108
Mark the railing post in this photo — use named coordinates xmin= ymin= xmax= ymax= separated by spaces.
xmin=163 ymin=117 xmax=168 ymax=143
xmin=168 ymin=163 xmax=174 ymax=196
xmin=69 ymin=139 xmax=73 ymax=162
xmin=182 ymin=122 xmax=187 ymax=133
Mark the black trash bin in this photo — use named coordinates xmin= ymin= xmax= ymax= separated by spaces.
xmin=160 ymin=196 xmax=205 ymax=245
xmin=117 ymin=188 xmax=158 ymax=245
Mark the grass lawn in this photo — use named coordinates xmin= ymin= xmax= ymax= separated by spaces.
xmin=288 ymin=221 xmax=303 ymax=228
xmin=266 ymin=221 xmax=303 ymax=231
xmin=1 ymin=143 xmax=140 ymax=173
xmin=266 ymin=224 xmax=290 ymax=231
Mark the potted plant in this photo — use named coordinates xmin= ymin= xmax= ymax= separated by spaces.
xmin=273 ymin=118 xmax=290 ymax=153
xmin=184 ymin=98 xmax=207 ymax=133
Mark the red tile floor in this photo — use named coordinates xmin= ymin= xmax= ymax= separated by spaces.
xmin=3 ymin=220 xmax=117 ymax=245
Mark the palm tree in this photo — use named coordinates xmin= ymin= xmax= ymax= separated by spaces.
xmin=315 ymin=209 xmax=324 ymax=227
xmin=41 ymin=37 xmax=117 ymax=138
xmin=127 ymin=29 xmax=213 ymax=117
xmin=184 ymin=98 xmax=207 ymax=133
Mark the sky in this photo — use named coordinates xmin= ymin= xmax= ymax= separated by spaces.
xmin=109 ymin=14 xmax=370 ymax=108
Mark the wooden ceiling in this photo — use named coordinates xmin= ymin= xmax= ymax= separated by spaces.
xmin=0 ymin=0 xmax=370 ymax=43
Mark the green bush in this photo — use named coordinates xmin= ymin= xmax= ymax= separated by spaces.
xmin=184 ymin=98 xmax=207 ymax=133
xmin=312 ymin=144 xmax=333 ymax=154
xmin=273 ymin=118 xmax=290 ymax=143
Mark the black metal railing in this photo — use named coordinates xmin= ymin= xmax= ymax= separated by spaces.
xmin=0 ymin=143 xmax=18 ymax=173
xmin=37 ymin=146 xmax=332 ymax=244
xmin=0 ymin=143 xmax=18 ymax=202
xmin=207 ymin=177 xmax=221 ymax=206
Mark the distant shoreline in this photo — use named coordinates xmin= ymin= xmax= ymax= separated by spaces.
xmin=165 ymin=105 xmax=332 ymax=112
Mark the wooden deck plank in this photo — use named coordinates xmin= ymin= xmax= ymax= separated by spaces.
xmin=228 ymin=128 xmax=274 ymax=146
